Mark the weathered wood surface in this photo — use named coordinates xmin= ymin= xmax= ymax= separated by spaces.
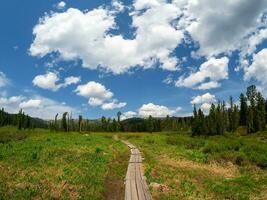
xmin=122 ymin=141 xmax=153 ymax=200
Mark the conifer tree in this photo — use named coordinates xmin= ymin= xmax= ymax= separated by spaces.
xmin=256 ymin=92 xmax=266 ymax=131
xmin=239 ymin=93 xmax=247 ymax=126
xmin=147 ymin=115 xmax=154 ymax=133
xmin=192 ymin=105 xmax=199 ymax=136
xmin=62 ymin=112 xmax=68 ymax=132
xmin=247 ymin=107 xmax=254 ymax=133
xmin=79 ymin=115 xmax=83 ymax=132
xmin=54 ymin=113 xmax=58 ymax=131
xmin=17 ymin=109 xmax=23 ymax=130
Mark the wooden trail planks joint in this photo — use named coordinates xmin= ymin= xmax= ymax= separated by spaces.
xmin=122 ymin=141 xmax=153 ymax=200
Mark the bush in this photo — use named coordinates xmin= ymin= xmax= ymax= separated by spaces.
xmin=32 ymin=152 xmax=38 ymax=160
xmin=95 ymin=147 xmax=103 ymax=154
xmin=243 ymin=143 xmax=267 ymax=168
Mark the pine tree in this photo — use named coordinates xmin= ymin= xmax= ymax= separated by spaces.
xmin=147 ymin=115 xmax=154 ymax=133
xmin=26 ymin=115 xmax=31 ymax=129
xmin=208 ymin=103 xmax=216 ymax=135
xmin=17 ymin=109 xmax=23 ymax=130
xmin=117 ymin=111 xmax=122 ymax=131
xmin=192 ymin=105 xmax=199 ymax=136
xmin=233 ymin=105 xmax=240 ymax=131
xmin=256 ymin=92 xmax=266 ymax=131
xmin=228 ymin=96 xmax=234 ymax=131
xmin=62 ymin=112 xmax=68 ymax=132
xmin=247 ymin=107 xmax=254 ymax=134
xmin=79 ymin=115 xmax=83 ymax=132
xmin=239 ymin=93 xmax=247 ymax=126
xmin=246 ymin=85 xmax=257 ymax=133
xmin=54 ymin=113 xmax=58 ymax=131
xmin=101 ymin=116 xmax=107 ymax=131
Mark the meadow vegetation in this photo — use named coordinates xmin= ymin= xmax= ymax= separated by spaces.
xmin=0 ymin=126 xmax=128 ymax=200
xmin=119 ymin=131 xmax=267 ymax=200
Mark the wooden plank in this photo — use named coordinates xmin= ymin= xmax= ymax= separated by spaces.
xmin=123 ymin=140 xmax=153 ymax=200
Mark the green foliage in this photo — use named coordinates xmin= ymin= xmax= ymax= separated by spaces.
xmin=192 ymin=85 xmax=266 ymax=136
xmin=0 ymin=127 xmax=128 ymax=199
xmin=120 ymin=131 xmax=267 ymax=200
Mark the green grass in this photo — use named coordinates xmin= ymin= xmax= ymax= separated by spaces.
xmin=0 ymin=126 xmax=128 ymax=200
xmin=119 ymin=131 xmax=267 ymax=200
xmin=1 ymin=126 xmax=267 ymax=200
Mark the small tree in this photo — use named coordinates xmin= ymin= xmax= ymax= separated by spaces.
xmin=147 ymin=115 xmax=154 ymax=133
xmin=17 ymin=109 xmax=23 ymax=130
xmin=239 ymin=93 xmax=247 ymax=126
xmin=62 ymin=112 xmax=68 ymax=132
xmin=78 ymin=115 xmax=83 ymax=132
xmin=54 ymin=113 xmax=58 ymax=131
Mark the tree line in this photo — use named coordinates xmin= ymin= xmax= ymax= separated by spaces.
xmin=0 ymin=108 xmax=47 ymax=130
xmin=49 ymin=111 xmax=192 ymax=133
xmin=192 ymin=85 xmax=267 ymax=136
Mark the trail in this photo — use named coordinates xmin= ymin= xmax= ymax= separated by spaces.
xmin=122 ymin=140 xmax=153 ymax=200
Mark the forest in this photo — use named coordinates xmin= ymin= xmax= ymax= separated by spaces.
xmin=0 ymin=85 xmax=266 ymax=136
xmin=192 ymin=85 xmax=267 ymax=136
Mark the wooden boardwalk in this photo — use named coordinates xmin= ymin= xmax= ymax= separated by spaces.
xmin=122 ymin=141 xmax=153 ymax=200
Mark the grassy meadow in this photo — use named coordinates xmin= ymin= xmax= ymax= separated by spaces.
xmin=1 ymin=126 xmax=267 ymax=200
xmin=0 ymin=126 xmax=128 ymax=200
xmin=119 ymin=131 xmax=267 ymax=200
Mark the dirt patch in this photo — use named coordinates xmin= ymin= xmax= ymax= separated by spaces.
xmin=159 ymin=155 xmax=239 ymax=179
xmin=103 ymin=143 xmax=129 ymax=200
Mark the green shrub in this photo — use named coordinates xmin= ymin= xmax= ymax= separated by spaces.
xmin=243 ymin=143 xmax=267 ymax=168
xmin=31 ymin=152 xmax=38 ymax=160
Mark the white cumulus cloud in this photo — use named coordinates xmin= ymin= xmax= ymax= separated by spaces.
xmin=33 ymin=72 xmax=80 ymax=91
xmin=191 ymin=93 xmax=216 ymax=114
xmin=33 ymin=72 xmax=60 ymax=91
xmin=57 ymin=1 xmax=66 ymax=9
xmin=63 ymin=76 xmax=81 ymax=87
xmin=244 ymin=48 xmax=267 ymax=87
xmin=0 ymin=94 xmax=75 ymax=119
xmin=19 ymin=99 xmax=42 ymax=109
xmin=190 ymin=93 xmax=216 ymax=105
xmin=138 ymin=103 xmax=181 ymax=118
xmin=30 ymin=0 xmax=184 ymax=74
xmin=101 ymin=100 xmax=127 ymax=110
xmin=121 ymin=111 xmax=138 ymax=120
xmin=176 ymin=57 xmax=229 ymax=90
xmin=183 ymin=0 xmax=267 ymax=57
xmin=75 ymin=81 xmax=125 ymax=110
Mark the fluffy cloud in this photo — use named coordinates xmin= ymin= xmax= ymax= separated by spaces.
xmin=176 ymin=57 xmax=229 ymax=90
xmin=24 ymin=96 xmax=75 ymax=119
xmin=101 ymin=100 xmax=127 ymax=110
xmin=138 ymin=103 xmax=181 ymax=118
xmin=121 ymin=111 xmax=138 ymax=120
xmin=183 ymin=0 xmax=267 ymax=57
xmin=33 ymin=72 xmax=80 ymax=91
xmin=112 ymin=0 xmax=124 ymax=12
xmin=190 ymin=93 xmax=216 ymax=105
xmin=75 ymin=81 xmax=125 ymax=110
xmin=0 ymin=95 xmax=74 ymax=119
xmin=33 ymin=72 xmax=60 ymax=91
xmin=19 ymin=99 xmax=42 ymax=109
xmin=191 ymin=93 xmax=216 ymax=114
xmin=30 ymin=0 xmax=184 ymax=74
xmin=57 ymin=1 xmax=66 ymax=9
xmin=0 ymin=96 xmax=24 ymax=108
xmin=244 ymin=48 xmax=267 ymax=86
xmin=75 ymin=81 xmax=113 ymax=101
xmin=63 ymin=76 xmax=81 ymax=87
xmin=0 ymin=72 xmax=9 ymax=87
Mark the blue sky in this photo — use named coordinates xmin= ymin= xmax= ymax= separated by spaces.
xmin=0 ymin=0 xmax=267 ymax=119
